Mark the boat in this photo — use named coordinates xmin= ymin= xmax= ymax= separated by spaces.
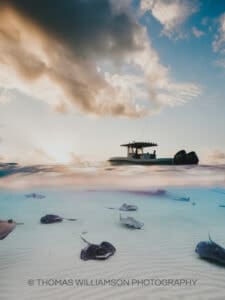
xmin=109 ymin=141 xmax=199 ymax=166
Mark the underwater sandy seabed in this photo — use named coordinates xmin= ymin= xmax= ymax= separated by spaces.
xmin=0 ymin=164 xmax=225 ymax=300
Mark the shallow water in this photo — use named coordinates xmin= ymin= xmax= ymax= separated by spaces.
xmin=1 ymin=185 xmax=225 ymax=300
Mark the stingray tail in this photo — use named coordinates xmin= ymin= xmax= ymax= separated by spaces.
xmin=105 ymin=207 xmax=117 ymax=210
xmin=80 ymin=235 xmax=91 ymax=245
xmin=208 ymin=232 xmax=213 ymax=243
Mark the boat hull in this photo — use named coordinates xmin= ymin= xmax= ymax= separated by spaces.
xmin=109 ymin=157 xmax=174 ymax=166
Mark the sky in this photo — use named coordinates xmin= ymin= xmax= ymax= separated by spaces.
xmin=0 ymin=0 xmax=225 ymax=164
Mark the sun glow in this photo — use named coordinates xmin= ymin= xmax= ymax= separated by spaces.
xmin=40 ymin=142 xmax=74 ymax=164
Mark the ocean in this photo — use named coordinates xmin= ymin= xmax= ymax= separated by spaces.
xmin=0 ymin=164 xmax=225 ymax=300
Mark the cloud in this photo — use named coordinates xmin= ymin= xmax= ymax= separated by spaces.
xmin=214 ymin=58 xmax=225 ymax=68
xmin=213 ymin=13 xmax=225 ymax=53
xmin=0 ymin=0 xmax=201 ymax=118
xmin=208 ymin=149 xmax=225 ymax=163
xmin=70 ymin=153 xmax=90 ymax=167
xmin=141 ymin=0 xmax=199 ymax=39
xmin=192 ymin=26 xmax=204 ymax=38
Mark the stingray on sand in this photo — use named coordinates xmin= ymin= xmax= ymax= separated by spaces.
xmin=80 ymin=236 xmax=116 ymax=261
xmin=0 ymin=220 xmax=16 ymax=240
xmin=195 ymin=234 xmax=225 ymax=266
xmin=106 ymin=203 xmax=138 ymax=211
xmin=119 ymin=203 xmax=138 ymax=211
xmin=40 ymin=214 xmax=77 ymax=224
xmin=25 ymin=193 xmax=45 ymax=199
xmin=119 ymin=214 xmax=144 ymax=229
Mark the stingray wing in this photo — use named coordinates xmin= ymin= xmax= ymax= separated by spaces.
xmin=0 ymin=221 xmax=16 ymax=240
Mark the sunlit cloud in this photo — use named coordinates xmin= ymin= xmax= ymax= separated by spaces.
xmin=207 ymin=149 xmax=225 ymax=164
xmin=0 ymin=0 xmax=201 ymax=119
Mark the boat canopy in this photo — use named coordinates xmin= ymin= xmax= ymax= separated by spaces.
xmin=120 ymin=142 xmax=158 ymax=148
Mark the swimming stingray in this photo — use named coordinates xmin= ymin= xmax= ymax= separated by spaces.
xmin=25 ymin=193 xmax=45 ymax=199
xmin=126 ymin=189 xmax=167 ymax=197
xmin=168 ymin=194 xmax=190 ymax=202
xmin=0 ymin=219 xmax=23 ymax=240
xmin=106 ymin=203 xmax=138 ymax=211
xmin=195 ymin=234 xmax=225 ymax=265
xmin=40 ymin=214 xmax=77 ymax=224
xmin=119 ymin=214 xmax=144 ymax=229
xmin=173 ymin=197 xmax=190 ymax=202
xmin=119 ymin=203 xmax=138 ymax=211
xmin=80 ymin=236 xmax=116 ymax=261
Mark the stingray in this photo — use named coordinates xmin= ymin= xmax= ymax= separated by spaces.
xmin=211 ymin=188 xmax=225 ymax=195
xmin=119 ymin=203 xmax=138 ymax=211
xmin=176 ymin=197 xmax=190 ymax=202
xmin=0 ymin=219 xmax=23 ymax=240
xmin=25 ymin=193 xmax=45 ymax=199
xmin=106 ymin=203 xmax=138 ymax=211
xmin=40 ymin=214 xmax=77 ymax=224
xmin=80 ymin=236 xmax=116 ymax=261
xmin=195 ymin=234 xmax=225 ymax=265
xmin=169 ymin=195 xmax=190 ymax=202
xmin=119 ymin=214 xmax=144 ymax=229
xmin=125 ymin=189 xmax=167 ymax=197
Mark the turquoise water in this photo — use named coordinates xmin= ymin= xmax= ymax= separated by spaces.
xmin=1 ymin=186 xmax=225 ymax=300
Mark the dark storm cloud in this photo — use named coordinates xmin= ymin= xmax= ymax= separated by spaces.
xmin=0 ymin=0 xmax=147 ymax=117
xmin=2 ymin=0 xmax=142 ymax=58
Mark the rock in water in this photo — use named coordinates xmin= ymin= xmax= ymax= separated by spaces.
xmin=40 ymin=214 xmax=63 ymax=224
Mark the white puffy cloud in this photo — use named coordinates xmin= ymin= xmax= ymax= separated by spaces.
xmin=213 ymin=13 xmax=225 ymax=53
xmin=141 ymin=0 xmax=199 ymax=39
